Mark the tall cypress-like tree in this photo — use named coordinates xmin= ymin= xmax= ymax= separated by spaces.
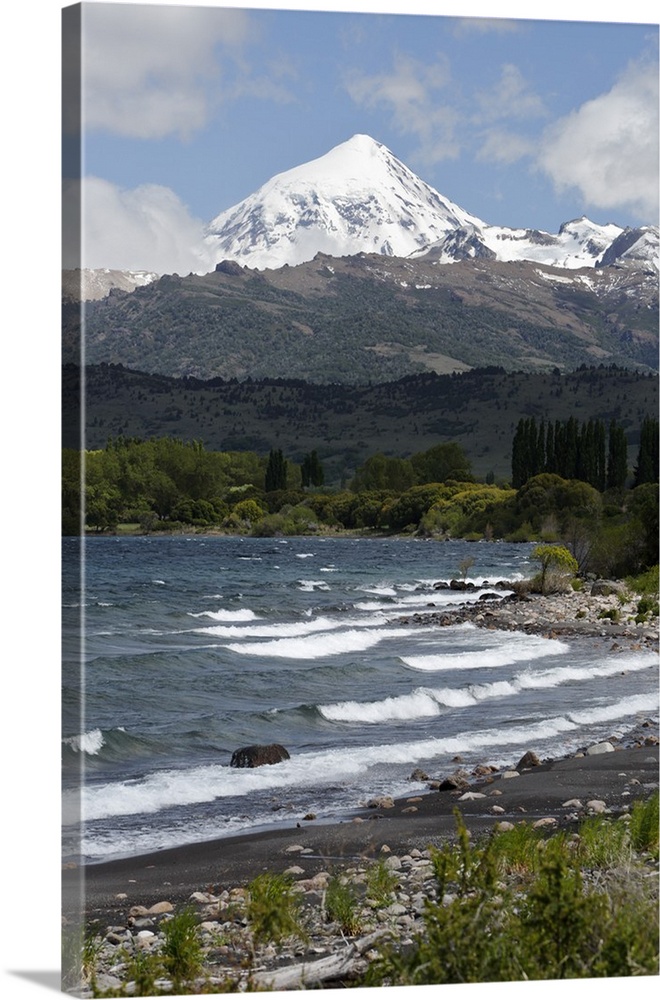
xmin=607 ymin=421 xmax=628 ymax=490
xmin=564 ymin=417 xmax=579 ymax=480
xmin=301 ymin=450 xmax=324 ymax=488
xmin=265 ymin=448 xmax=287 ymax=491
xmin=633 ymin=418 xmax=660 ymax=486
xmin=594 ymin=419 xmax=607 ymax=492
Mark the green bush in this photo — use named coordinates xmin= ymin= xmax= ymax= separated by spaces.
xmin=365 ymin=859 xmax=398 ymax=908
xmin=626 ymin=565 xmax=659 ymax=596
xmin=629 ymin=790 xmax=659 ymax=857
xmin=161 ymin=907 xmax=203 ymax=985
xmin=246 ymin=872 xmax=306 ymax=949
xmin=324 ymin=875 xmax=362 ymax=935
xmin=363 ymin=807 xmax=659 ymax=986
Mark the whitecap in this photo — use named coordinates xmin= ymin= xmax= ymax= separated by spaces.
xmin=223 ymin=625 xmax=423 ymax=659
xmin=63 ymin=729 xmax=104 ymax=755
xmin=188 ymin=608 xmax=260 ymax=622
xmin=401 ymin=634 xmax=570 ymax=671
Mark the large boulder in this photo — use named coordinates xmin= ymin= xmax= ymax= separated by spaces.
xmin=230 ymin=744 xmax=290 ymax=768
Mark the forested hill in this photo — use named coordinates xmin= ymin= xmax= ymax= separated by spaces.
xmin=62 ymin=251 xmax=658 ymax=383
xmin=63 ymin=364 xmax=658 ymax=485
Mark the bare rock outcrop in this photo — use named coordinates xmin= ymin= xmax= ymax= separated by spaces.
xmin=230 ymin=744 xmax=290 ymax=768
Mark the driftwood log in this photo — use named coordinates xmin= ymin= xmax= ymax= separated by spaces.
xmin=252 ymin=930 xmax=388 ymax=990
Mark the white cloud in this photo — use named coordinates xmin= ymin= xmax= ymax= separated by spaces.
xmin=475 ymin=63 xmax=546 ymax=122
xmin=64 ymin=177 xmax=213 ymax=275
xmin=477 ymin=129 xmax=535 ymax=164
xmin=344 ymin=53 xmax=461 ymax=161
xmin=537 ymin=59 xmax=659 ymax=222
xmin=77 ymin=4 xmax=255 ymax=139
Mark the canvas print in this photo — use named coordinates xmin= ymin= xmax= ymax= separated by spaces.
xmin=61 ymin=1 xmax=659 ymax=995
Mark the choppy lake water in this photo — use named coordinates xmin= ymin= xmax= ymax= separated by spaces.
xmin=62 ymin=535 xmax=658 ymax=863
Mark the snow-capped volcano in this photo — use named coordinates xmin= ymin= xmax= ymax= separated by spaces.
xmin=204 ymin=134 xmax=485 ymax=269
xmin=204 ymin=133 xmax=658 ymax=275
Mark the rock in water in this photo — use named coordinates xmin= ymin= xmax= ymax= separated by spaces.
xmin=230 ymin=744 xmax=290 ymax=768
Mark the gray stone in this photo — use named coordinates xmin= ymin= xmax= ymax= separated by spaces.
xmin=516 ymin=750 xmax=541 ymax=770
xmin=230 ymin=744 xmax=290 ymax=768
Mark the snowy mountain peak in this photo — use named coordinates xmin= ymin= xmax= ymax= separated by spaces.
xmin=204 ymin=135 xmax=658 ymax=275
xmin=204 ymin=134 xmax=483 ymax=270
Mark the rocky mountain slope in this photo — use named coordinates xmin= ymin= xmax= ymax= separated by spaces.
xmin=63 ymin=248 xmax=658 ymax=383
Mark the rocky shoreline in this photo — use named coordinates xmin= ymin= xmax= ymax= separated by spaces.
xmin=397 ymin=580 xmax=659 ymax=648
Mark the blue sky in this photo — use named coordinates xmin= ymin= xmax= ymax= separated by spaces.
xmin=62 ymin=1 xmax=659 ymax=273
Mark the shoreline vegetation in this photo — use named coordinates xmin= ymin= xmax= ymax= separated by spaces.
xmin=63 ymin=586 xmax=659 ymax=996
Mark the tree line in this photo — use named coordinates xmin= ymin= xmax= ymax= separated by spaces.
xmin=511 ymin=416 xmax=658 ymax=491
xmin=62 ymin=416 xmax=658 ymax=580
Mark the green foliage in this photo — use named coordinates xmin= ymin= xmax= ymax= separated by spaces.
xmin=231 ymin=498 xmax=265 ymax=525
xmin=626 ymin=564 xmax=659 ymax=596
xmin=410 ymin=442 xmax=472 ymax=485
xmin=633 ymin=416 xmax=659 ymax=486
xmin=364 ymin=806 xmax=659 ymax=987
xmin=629 ymin=790 xmax=659 ymax=857
xmin=121 ymin=947 xmax=166 ymax=996
xmin=351 ymin=452 xmax=415 ymax=492
xmin=324 ymin=876 xmax=362 ymax=935
xmin=531 ymin=544 xmax=579 ymax=594
xmin=161 ymin=907 xmax=203 ymax=984
xmin=265 ymin=448 xmax=287 ymax=492
xmin=246 ymin=872 xmax=306 ymax=949
xmin=364 ymin=859 xmax=398 ymax=908
xmin=300 ymin=450 xmax=324 ymax=488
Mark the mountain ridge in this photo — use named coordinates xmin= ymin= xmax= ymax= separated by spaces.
xmin=64 ymin=248 xmax=658 ymax=383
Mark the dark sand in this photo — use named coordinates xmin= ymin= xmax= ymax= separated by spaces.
xmin=66 ymin=744 xmax=659 ymax=930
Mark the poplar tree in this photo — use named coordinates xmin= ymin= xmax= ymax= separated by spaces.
xmin=607 ymin=421 xmax=628 ymax=490
xmin=633 ymin=418 xmax=659 ymax=486
xmin=265 ymin=448 xmax=287 ymax=491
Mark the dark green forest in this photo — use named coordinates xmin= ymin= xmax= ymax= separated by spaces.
xmin=63 ymin=363 xmax=659 ymax=484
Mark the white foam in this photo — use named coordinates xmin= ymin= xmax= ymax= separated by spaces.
xmin=319 ymin=652 xmax=658 ymax=724
xmin=76 ymin=698 xmax=649 ymax=826
xmin=357 ymin=583 xmax=397 ymax=596
xmin=196 ymin=614 xmax=383 ymax=640
xmin=298 ymin=579 xmax=331 ymax=591
xmin=224 ymin=625 xmax=424 ymax=659
xmin=354 ymin=589 xmax=499 ymax=613
xmin=296 ymin=552 xmax=316 ymax=559
xmin=188 ymin=608 xmax=260 ymax=622
xmin=568 ymin=692 xmax=659 ymax=725
xmin=402 ymin=634 xmax=569 ymax=671
xmin=63 ymin=729 xmax=104 ymax=755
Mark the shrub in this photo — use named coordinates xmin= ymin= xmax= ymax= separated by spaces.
xmin=365 ymin=859 xmax=398 ymax=908
xmin=531 ymin=544 xmax=579 ymax=594
xmin=362 ymin=806 xmax=659 ymax=987
xmin=629 ymin=790 xmax=659 ymax=857
xmin=626 ymin=565 xmax=659 ymax=596
xmin=324 ymin=875 xmax=362 ymax=935
xmin=161 ymin=907 xmax=203 ymax=984
xmin=246 ymin=872 xmax=306 ymax=949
